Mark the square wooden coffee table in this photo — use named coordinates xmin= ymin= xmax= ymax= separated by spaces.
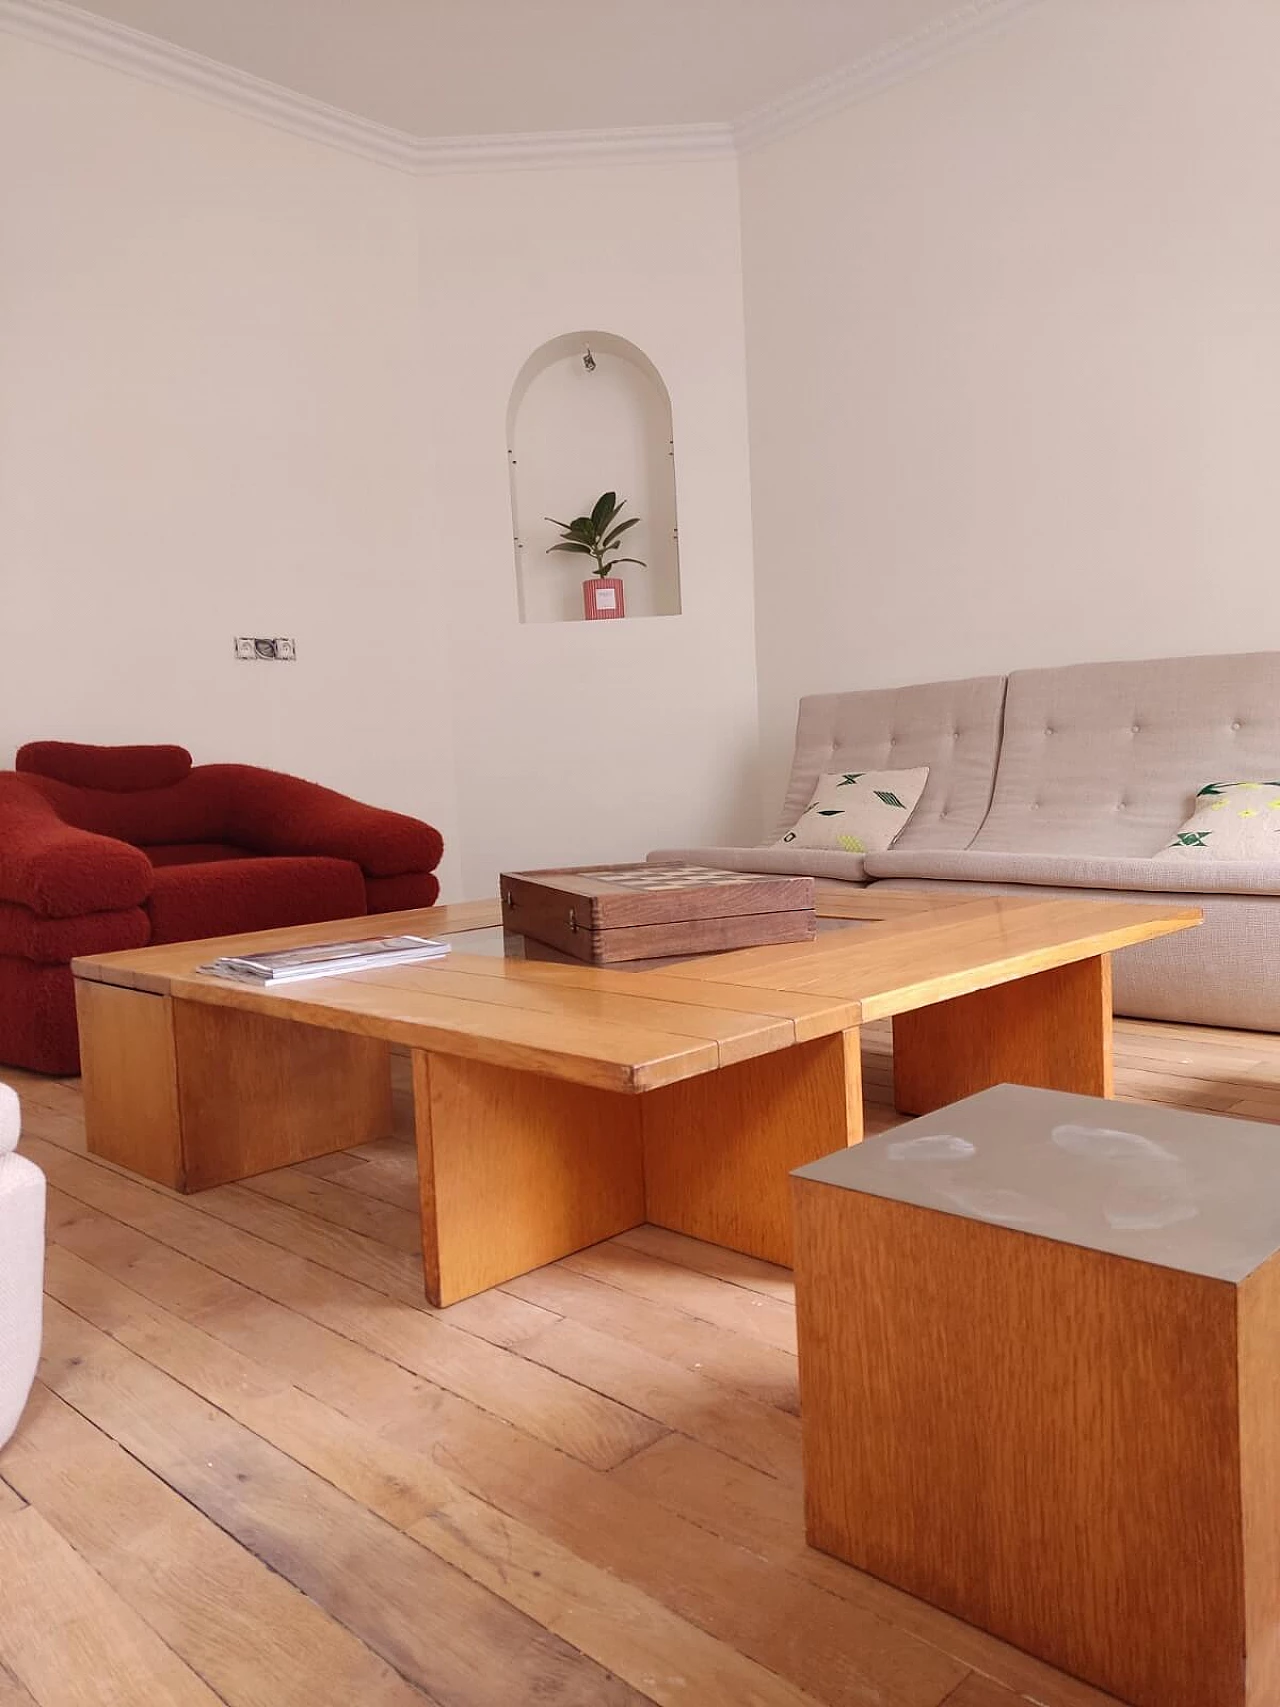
xmin=71 ymin=887 xmax=1198 ymax=1305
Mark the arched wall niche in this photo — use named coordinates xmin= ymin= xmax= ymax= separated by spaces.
xmin=508 ymin=331 xmax=682 ymax=623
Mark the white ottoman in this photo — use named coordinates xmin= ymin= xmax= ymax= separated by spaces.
xmin=0 ymin=1084 xmax=44 ymax=1450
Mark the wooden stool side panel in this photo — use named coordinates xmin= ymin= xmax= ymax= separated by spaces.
xmin=892 ymin=954 xmax=1114 ymax=1116
xmin=1240 ymin=1252 xmax=1280 ymax=1707
xmin=172 ymin=1000 xmax=393 ymax=1190
xmin=641 ymin=1029 xmax=862 ymax=1268
xmin=76 ymin=980 xmax=183 ymax=1188
xmin=792 ymin=1177 xmax=1245 ymax=1707
xmin=414 ymin=1051 xmax=644 ymax=1307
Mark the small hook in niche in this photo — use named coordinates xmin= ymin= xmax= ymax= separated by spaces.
xmin=582 ymin=347 xmax=596 ymax=372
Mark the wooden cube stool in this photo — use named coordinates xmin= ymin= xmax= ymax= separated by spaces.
xmin=792 ymin=1083 xmax=1280 ymax=1707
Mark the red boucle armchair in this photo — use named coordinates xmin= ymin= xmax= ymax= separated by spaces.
xmin=0 ymin=741 xmax=444 ymax=1075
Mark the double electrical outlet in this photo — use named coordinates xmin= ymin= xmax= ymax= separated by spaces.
xmin=234 ymin=637 xmax=297 ymax=661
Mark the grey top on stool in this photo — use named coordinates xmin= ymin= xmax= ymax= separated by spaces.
xmin=793 ymin=1083 xmax=1280 ymax=1284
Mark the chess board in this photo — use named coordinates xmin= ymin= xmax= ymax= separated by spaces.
xmin=575 ymin=864 xmax=765 ymax=892
xmin=498 ymin=862 xmax=816 ymax=965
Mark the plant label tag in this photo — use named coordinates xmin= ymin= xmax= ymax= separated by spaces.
xmin=595 ymin=586 xmax=617 ymax=610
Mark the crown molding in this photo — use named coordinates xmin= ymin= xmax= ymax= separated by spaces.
xmin=0 ymin=0 xmax=424 ymax=167
xmin=415 ymin=122 xmax=734 ymax=174
xmin=0 ymin=0 xmax=1041 ymax=175
xmin=735 ymin=0 xmax=1044 ymax=151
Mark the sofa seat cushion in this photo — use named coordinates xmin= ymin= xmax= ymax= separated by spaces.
xmin=864 ymin=847 xmax=1280 ymax=897
xmin=647 ymin=844 xmax=868 ymax=884
xmin=365 ymin=872 xmax=441 ymax=913
xmin=144 ymin=842 xmax=252 ymax=868
xmin=0 ymin=901 xmax=150 ymax=964
xmin=146 ymin=856 xmax=367 ymax=944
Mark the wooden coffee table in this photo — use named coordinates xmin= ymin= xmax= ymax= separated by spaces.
xmin=71 ymin=887 xmax=1199 ymax=1305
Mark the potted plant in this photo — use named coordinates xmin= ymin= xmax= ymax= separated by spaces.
xmin=546 ymin=491 xmax=645 ymax=620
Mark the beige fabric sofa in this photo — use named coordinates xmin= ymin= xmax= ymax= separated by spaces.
xmin=652 ymin=651 xmax=1280 ymax=1032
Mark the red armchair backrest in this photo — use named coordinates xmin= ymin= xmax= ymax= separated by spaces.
xmin=17 ymin=741 xmax=193 ymax=792
xmin=14 ymin=741 xmax=235 ymax=846
xmin=14 ymin=771 xmax=235 ymax=848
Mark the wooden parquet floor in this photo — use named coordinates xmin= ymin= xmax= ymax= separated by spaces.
xmin=4 ymin=1015 xmax=1279 ymax=1707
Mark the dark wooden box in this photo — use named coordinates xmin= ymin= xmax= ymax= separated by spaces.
xmin=498 ymin=863 xmax=816 ymax=965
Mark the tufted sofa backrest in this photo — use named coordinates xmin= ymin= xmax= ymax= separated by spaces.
xmin=776 ymin=675 xmax=1008 ymax=850
xmin=972 ymin=652 xmax=1280 ymax=857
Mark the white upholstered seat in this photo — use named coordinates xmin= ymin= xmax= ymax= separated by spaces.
xmin=0 ymin=1083 xmax=45 ymax=1451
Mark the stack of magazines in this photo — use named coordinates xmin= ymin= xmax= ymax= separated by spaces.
xmin=198 ymin=934 xmax=451 ymax=985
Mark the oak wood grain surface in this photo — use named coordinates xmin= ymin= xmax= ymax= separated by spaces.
xmin=74 ymin=891 xmax=1199 ymax=1092
xmin=12 ymin=1012 xmax=1274 ymax=1704
xmin=792 ymin=1159 xmax=1259 ymax=1707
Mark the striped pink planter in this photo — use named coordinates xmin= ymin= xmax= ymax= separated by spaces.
xmin=583 ymin=577 xmax=626 ymax=620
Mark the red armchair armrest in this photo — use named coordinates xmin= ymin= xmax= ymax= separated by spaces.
xmin=215 ymin=766 xmax=444 ymax=878
xmin=0 ymin=776 xmax=153 ymax=919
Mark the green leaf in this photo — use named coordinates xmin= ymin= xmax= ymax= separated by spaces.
xmin=591 ymin=491 xmax=619 ymax=532
xmin=547 ymin=542 xmax=593 ymax=555
xmin=608 ymin=556 xmax=646 ymax=569
xmin=601 ymin=516 xmax=640 ymax=548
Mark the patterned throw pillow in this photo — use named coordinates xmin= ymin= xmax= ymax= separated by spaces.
xmin=1153 ymin=781 xmax=1280 ymax=860
xmin=774 ymin=768 xmax=929 ymax=855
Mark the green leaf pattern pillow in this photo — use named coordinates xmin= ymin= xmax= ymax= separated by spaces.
xmin=774 ymin=768 xmax=930 ymax=855
xmin=1153 ymin=781 xmax=1280 ymax=861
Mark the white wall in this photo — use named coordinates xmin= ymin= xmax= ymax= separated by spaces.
xmin=421 ymin=159 xmax=758 ymax=894
xmin=0 ymin=33 xmax=759 ymax=900
xmin=740 ymin=0 xmax=1280 ymax=821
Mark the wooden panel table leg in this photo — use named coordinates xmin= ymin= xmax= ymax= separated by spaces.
xmin=76 ymin=979 xmax=183 ymax=1187
xmin=640 ymin=1028 xmax=863 ymax=1268
xmin=413 ymin=1051 xmax=645 ymax=1307
xmin=892 ymin=955 xmax=1114 ymax=1117
xmin=172 ymin=1001 xmax=394 ymax=1190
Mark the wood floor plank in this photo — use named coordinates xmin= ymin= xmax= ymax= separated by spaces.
xmin=294 ymin=1150 xmax=421 ymax=1212
xmin=37 ymin=1244 xmax=839 ymax=1707
xmin=503 ymin=1262 xmax=799 ymax=1413
xmin=939 ymin=1678 xmax=1026 ymax=1706
xmin=563 ymin=1241 xmax=798 ymax=1351
xmin=0 ymin=1505 xmax=225 ymax=1707
xmin=36 ymin=1301 xmax=647 ymax=1707
xmin=517 ymin=1315 xmax=803 ymax=1480
xmin=609 ymin=1434 xmax=1122 ymax=1706
xmin=615 ymin=1223 xmax=796 ymax=1301
xmin=10 ymin=1013 xmax=1260 ymax=1707
xmin=0 ymin=1664 xmax=38 ymax=1707
xmin=241 ymin=1166 xmax=423 ymax=1251
xmin=43 ymin=1199 xmax=966 ymax=1705
xmin=7 ymin=1389 xmax=416 ymax=1707
xmin=27 ymin=1144 xmax=664 ymax=1470
xmin=410 ymin=1493 xmax=832 ymax=1707
xmin=389 ymin=1397 xmax=967 ymax=1707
